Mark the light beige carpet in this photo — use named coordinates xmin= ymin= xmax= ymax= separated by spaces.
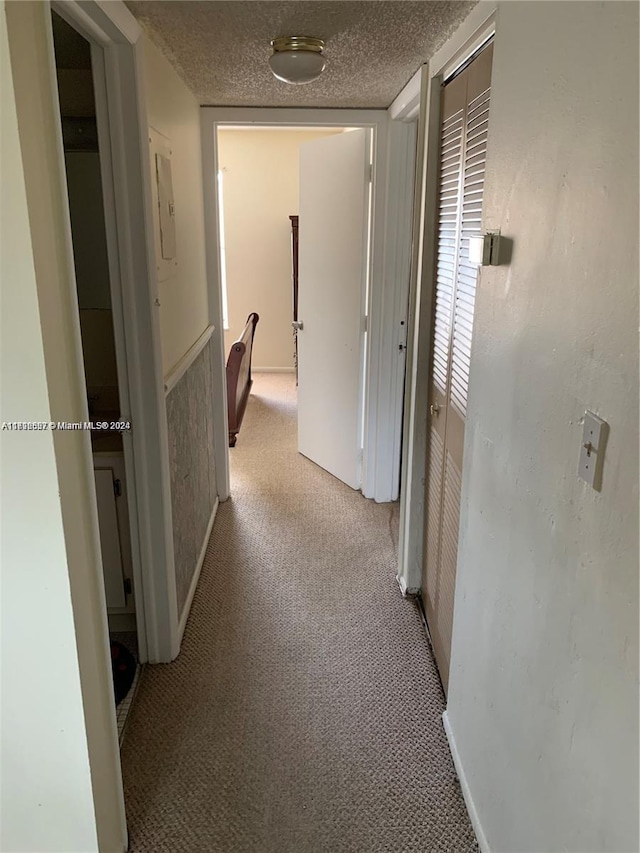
xmin=121 ymin=373 xmax=477 ymax=852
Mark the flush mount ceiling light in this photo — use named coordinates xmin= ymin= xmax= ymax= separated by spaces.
xmin=269 ymin=36 xmax=327 ymax=85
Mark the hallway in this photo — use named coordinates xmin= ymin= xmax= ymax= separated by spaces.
xmin=121 ymin=374 xmax=477 ymax=852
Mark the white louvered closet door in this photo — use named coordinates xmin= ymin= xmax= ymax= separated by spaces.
xmin=422 ymin=42 xmax=494 ymax=693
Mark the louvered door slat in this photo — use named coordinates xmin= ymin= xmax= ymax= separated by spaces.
xmin=435 ymin=452 xmax=463 ymax=686
xmin=432 ymin=103 xmax=463 ymax=396
xmin=453 ymin=314 xmax=474 ymax=338
xmin=465 ymin=156 xmax=487 ymax=172
xmin=457 ymin=271 xmax=478 ymax=289
xmin=424 ymin=426 xmax=444 ymax=613
xmin=450 ymin=74 xmax=492 ymax=419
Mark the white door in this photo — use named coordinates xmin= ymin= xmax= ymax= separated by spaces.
xmin=297 ymin=129 xmax=369 ymax=489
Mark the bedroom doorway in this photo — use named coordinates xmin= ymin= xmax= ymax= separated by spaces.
xmin=202 ymin=107 xmax=414 ymax=505
xmin=217 ymin=127 xmax=343 ymax=378
xmin=215 ymin=124 xmax=372 ymax=491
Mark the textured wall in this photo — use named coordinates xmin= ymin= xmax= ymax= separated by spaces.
xmin=446 ymin=2 xmax=639 ymax=852
xmin=166 ymin=337 xmax=217 ymax=616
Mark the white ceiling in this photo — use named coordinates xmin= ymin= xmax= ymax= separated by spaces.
xmin=125 ymin=1 xmax=476 ymax=108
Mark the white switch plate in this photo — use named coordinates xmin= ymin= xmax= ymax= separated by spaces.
xmin=583 ymin=411 xmax=606 ymax=451
xmin=469 ymin=234 xmax=490 ymax=265
xmin=578 ymin=443 xmax=597 ymax=488
xmin=578 ymin=411 xmax=608 ymax=490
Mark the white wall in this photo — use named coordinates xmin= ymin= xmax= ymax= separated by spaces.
xmin=4 ymin=3 xmax=126 ymax=849
xmin=446 ymin=3 xmax=639 ymax=851
xmin=0 ymin=3 xmax=100 ymax=850
xmin=142 ymin=37 xmax=210 ymax=377
xmin=218 ymin=129 xmax=340 ymax=369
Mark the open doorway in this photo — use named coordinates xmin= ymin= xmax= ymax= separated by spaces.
xmin=51 ymin=11 xmax=142 ymax=740
xmin=218 ymin=127 xmax=342 ymax=373
xmin=203 ymin=107 xmax=414 ymax=506
xmin=216 ymin=124 xmax=374 ymax=492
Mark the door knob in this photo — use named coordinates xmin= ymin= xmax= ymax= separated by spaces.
xmin=429 ymin=402 xmax=440 ymax=416
xmin=292 ymin=321 xmax=304 ymax=331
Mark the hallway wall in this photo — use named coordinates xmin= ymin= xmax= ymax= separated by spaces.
xmin=446 ymin=2 xmax=639 ymax=851
xmin=166 ymin=336 xmax=217 ymax=616
xmin=142 ymin=36 xmax=210 ymax=379
xmin=141 ymin=36 xmax=219 ymax=625
xmin=218 ymin=128 xmax=341 ymax=369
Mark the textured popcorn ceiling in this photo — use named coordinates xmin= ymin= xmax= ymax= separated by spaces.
xmin=125 ymin=1 xmax=476 ymax=108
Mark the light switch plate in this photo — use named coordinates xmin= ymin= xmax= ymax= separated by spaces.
xmin=578 ymin=411 xmax=608 ymax=490
xmin=585 ymin=411 xmax=606 ymax=449
xmin=578 ymin=442 xmax=597 ymax=488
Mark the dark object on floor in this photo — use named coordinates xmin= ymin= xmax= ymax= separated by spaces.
xmin=226 ymin=311 xmax=259 ymax=447
xmin=111 ymin=640 xmax=136 ymax=705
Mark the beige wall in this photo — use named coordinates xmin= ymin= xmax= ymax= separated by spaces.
xmin=3 ymin=2 xmax=125 ymax=850
xmin=446 ymin=2 xmax=639 ymax=851
xmin=142 ymin=37 xmax=210 ymax=377
xmin=218 ymin=129 xmax=341 ymax=369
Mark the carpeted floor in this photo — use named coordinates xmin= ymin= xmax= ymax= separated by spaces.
xmin=121 ymin=373 xmax=477 ymax=852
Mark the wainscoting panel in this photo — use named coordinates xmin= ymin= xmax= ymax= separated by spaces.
xmin=166 ymin=336 xmax=217 ymax=616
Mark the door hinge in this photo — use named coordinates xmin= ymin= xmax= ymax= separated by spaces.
xmin=363 ymin=315 xmax=368 ymax=332
xmin=113 ymin=478 xmax=122 ymax=497
xmin=124 ymin=577 xmax=132 ymax=596
xmin=367 ymin=163 xmax=373 ymax=183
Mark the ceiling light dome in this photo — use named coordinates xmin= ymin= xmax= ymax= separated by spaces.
xmin=269 ymin=36 xmax=327 ymax=85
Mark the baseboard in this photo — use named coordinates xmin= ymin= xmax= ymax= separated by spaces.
xmin=395 ymin=573 xmax=420 ymax=597
xmin=442 ymin=710 xmax=490 ymax=853
xmin=178 ymin=497 xmax=219 ymax=643
xmin=252 ymin=367 xmax=295 ymax=373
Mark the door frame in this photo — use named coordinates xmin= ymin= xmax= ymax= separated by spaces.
xmin=200 ymin=107 xmax=415 ymax=503
xmin=47 ymin=0 xmax=179 ymax=665
xmin=397 ymin=2 xmax=497 ymax=594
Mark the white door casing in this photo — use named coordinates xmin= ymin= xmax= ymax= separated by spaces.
xmin=297 ymin=129 xmax=370 ymax=490
xmin=49 ymin=0 xmax=179 ymax=665
xmin=396 ymin=3 xmax=497 ymax=595
xmin=200 ymin=107 xmax=421 ymax=504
